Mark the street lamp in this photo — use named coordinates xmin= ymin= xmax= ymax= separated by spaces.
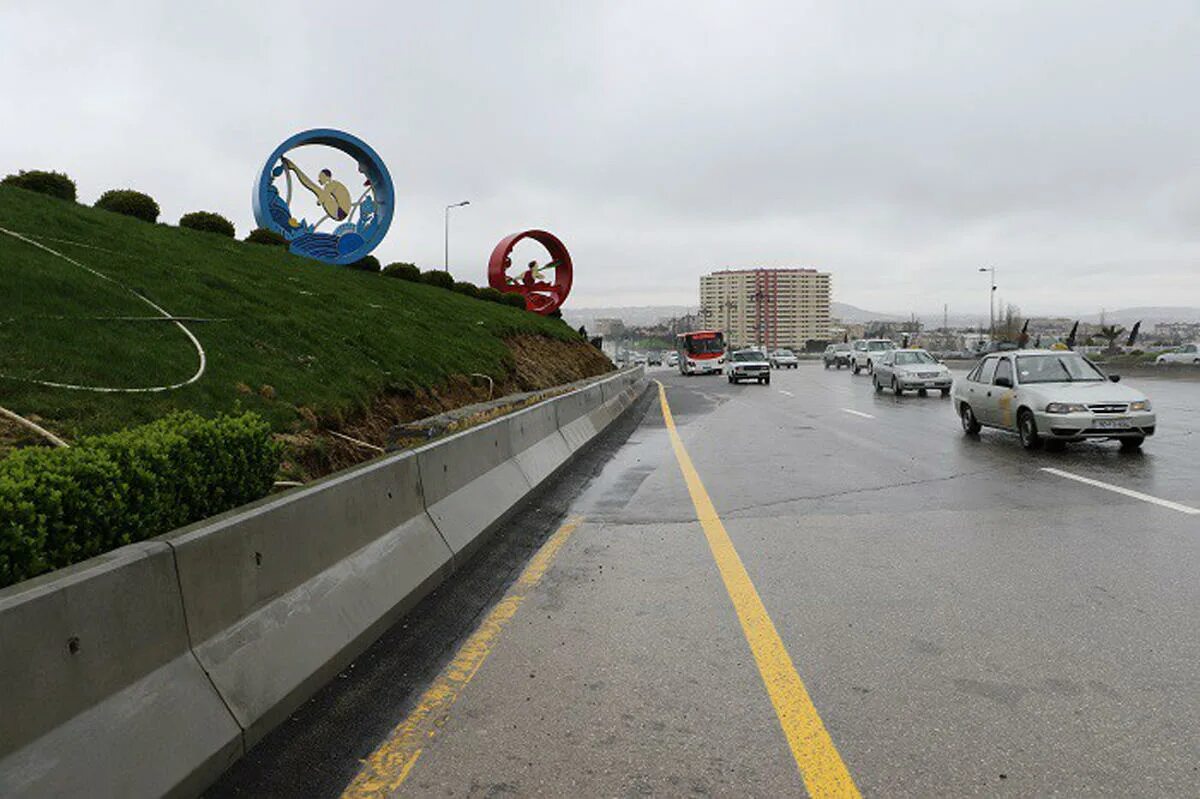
xmin=444 ymin=200 xmax=470 ymax=272
xmin=978 ymin=266 xmax=996 ymax=341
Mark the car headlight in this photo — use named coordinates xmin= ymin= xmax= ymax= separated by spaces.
xmin=1129 ymin=400 xmax=1151 ymax=411
xmin=718 ymin=357 xmax=726 ymax=364
xmin=1045 ymin=402 xmax=1089 ymax=414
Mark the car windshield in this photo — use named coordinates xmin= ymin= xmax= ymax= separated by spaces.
xmin=834 ymin=344 xmax=850 ymax=351
xmin=1016 ymin=354 xmax=1105 ymax=383
xmin=776 ymin=350 xmax=795 ymax=357
xmin=734 ymin=351 xmax=766 ymax=362
xmin=895 ymin=351 xmax=935 ymax=365
xmin=867 ymin=341 xmax=894 ymax=351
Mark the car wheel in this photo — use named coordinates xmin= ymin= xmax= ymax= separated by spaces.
xmin=824 ymin=361 xmax=830 ymax=369
xmin=852 ymin=363 xmax=860 ymax=374
xmin=873 ymin=376 xmax=882 ymax=393
xmin=1120 ymin=436 xmax=1145 ymax=451
xmin=918 ymin=388 xmax=928 ymax=397
xmin=960 ymin=404 xmax=982 ymax=435
xmin=892 ymin=377 xmax=903 ymax=396
xmin=764 ymin=376 xmax=770 ymax=385
xmin=940 ymin=388 xmax=950 ymax=397
xmin=867 ymin=360 xmax=874 ymax=374
xmin=1017 ymin=409 xmax=1042 ymax=450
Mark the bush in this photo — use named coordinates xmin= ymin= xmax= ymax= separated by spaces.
xmin=477 ymin=287 xmax=506 ymax=304
xmin=502 ymin=293 xmax=529 ymax=310
xmin=382 ymin=262 xmax=421 ymax=281
xmin=0 ymin=411 xmax=280 ymax=588
xmin=1 ymin=169 xmax=76 ymax=201
xmin=244 ymin=227 xmax=288 ymax=247
xmin=421 ymin=269 xmax=455 ymax=290
xmin=452 ymin=281 xmax=480 ymax=298
xmin=348 ymin=255 xmax=381 ymax=272
xmin=179 ymin=210 xmax=235 ymax=238
xmin=94 ymin=188 xmax=159 ymax=223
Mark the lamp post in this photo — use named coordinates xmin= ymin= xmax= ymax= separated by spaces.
xmin=444 ymin=200 xmax=470 ymax=272
xmin=978 ymin=266 xmax=996 ymax=342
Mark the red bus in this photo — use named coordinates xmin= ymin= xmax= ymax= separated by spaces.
xmin=676 ymin=330 xmax=726 ymax=375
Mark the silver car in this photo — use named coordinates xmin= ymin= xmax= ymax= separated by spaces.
xmin=873 ymin=348 xmax=953 ymax=396
xmin=952 ymin=349 xmax=1155 ymax=451
xmin=728 ymin=349 xmax=772 ymax=385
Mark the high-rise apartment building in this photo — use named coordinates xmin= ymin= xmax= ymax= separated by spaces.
xmin=699 ymin=268 xmax=832 ymax=351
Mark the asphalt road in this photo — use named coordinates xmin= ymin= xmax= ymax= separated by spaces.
xmin=209 ymin=362 xmax=1199 ymax=798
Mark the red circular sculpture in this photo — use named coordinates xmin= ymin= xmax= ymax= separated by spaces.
xmin=487 ymin=230 xmax=573 ymax=315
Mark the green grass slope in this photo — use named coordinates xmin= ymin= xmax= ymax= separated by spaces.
xmin=0 ymin=186 xmax=584 ymax=440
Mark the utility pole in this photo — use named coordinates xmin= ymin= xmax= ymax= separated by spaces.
xmin=943 ymin=303 xmax=948 ymax=332
xmin=444 ymin=200 xmax=470 ymax=272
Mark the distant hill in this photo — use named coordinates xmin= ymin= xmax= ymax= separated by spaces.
xmin=1078 ymin=307 xmax=1200 ymax=326
xmin=563 ymin=305 xmax=697 ymax=328
xmin=830 ymin=302 xmax=904 ymax=323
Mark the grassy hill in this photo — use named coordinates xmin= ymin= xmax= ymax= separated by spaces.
xmin=0 ymin=186 xmax=607 ymax=454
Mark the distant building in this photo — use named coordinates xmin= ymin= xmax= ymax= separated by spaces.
xmin=699 ymin=268 xmax=832 ymax=350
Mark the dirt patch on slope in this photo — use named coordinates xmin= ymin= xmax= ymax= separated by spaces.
xmin=282 ymin=335 xmax=613 ymax=481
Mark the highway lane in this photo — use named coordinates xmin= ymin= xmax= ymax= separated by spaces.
xmin=209 ymin=362 xmax=1199 ymax=797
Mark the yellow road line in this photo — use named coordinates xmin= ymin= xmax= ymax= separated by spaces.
xmin=656 ymin=380 xmax=861 ymax=798
xmin=341 ymin=516 xmax=585 ymax=798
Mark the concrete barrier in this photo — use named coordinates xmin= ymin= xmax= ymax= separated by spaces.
xmin=0 ymin=365 xmax=644 ymax=797
xmin=0 ymin=543 xmax=241 ymax=799
xmin=506 ymin=399 xmax=573 ymax=489
xmin=416 ymin=416 xmax=533 ymax=555
xmin=162 ymin=452 xmax=451 ymax=746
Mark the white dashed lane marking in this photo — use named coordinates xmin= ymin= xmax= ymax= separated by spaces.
xmin=1041 ymin=468 xmax=1200 ymax=515
xmin=841 ymin=408 xmax=875 ymax=419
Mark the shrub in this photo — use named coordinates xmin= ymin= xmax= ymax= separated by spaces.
xmin=94 ymin=188 xmax=159 ymax=223
xmin=245 ymin=227 xmax=288 ymax=247
xmin=1 ymin=169 xmax=76 ymax=201
xmin=179 ymin=210 xmax=235 ymax=238
xmin=421 ymin=269 xmax=455 ymax=290
xmin=452 ymin=281 xmax=480 ymax=298
xmin=382 ymin=262 xmax=421 ymax=281
xmin=502 ymin=293 xmax=528 ymax=310
xmin=348 ymin=255 xmax=381 ymax=272
xmin=0 ymin=411 xmax=280 ymax=588
xmin=477 ymin=287 xmax=506 ymax=304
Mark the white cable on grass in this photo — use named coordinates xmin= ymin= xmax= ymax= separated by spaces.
xmin=0 ymin=405 xmax=70 ymax=448
xmin=0 ymin=226 xmax=207 ymax=393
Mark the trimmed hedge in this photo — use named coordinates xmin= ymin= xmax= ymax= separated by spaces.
xmin=94 ymin=189 xmax=159 ymax=223
xmin=1 ymin=169 xmax=77 ymax=201
xmin=421 ymin=269 xmax=455 ymax=290
xmin=382 ymin=262 xmax=421 ymax=281
xmin=477 ymin=286 xmax=506 ymax=304
xmin=348 ymin=255 xmax=381 ymax=272
xmin=245 ymin=227 xmax=288 ymax=247
xmin=452 ymin=281 xmax=480 ymax=298
xmin=502 ymin=293 xmax=529 ymax=310
xmin=0 ymin=411 xmax=280 ymax=588
xmin=180 ymin=210 xmax=235 ymax=238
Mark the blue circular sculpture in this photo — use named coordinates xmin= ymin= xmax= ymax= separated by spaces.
xmin=252 ymin=129 xmax=393 ymax=265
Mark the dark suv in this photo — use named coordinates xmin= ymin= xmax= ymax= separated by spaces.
xmin=823 ymin=343 xmax=852 ymax=369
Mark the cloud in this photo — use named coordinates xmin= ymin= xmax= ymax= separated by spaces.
xmin=2 ymin=0 xmax=1197 ymax=317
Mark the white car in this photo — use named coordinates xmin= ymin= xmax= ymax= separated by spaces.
xmin=727 ymin=349 xmax=772 ymax=385
xmin=952 ymin=349 xmax=1155 ymax=451
xmin=770 ymin=349 xmax=799 ymax=369
xmin=666 ymin=352 xmax=679 ymax=367
xmin=850 ymin=338 xmax=896 ymax=374
xmin=1155 ymin=343 xmax=1200 ymax=365
xmin=872 ymin=349 xmax=953 ymax=396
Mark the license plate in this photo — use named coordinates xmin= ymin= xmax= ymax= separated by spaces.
xmin=1093 ymin=418 xmax=1132 ymax=430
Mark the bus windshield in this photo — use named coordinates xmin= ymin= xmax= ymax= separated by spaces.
xmin=681 ymin=333 xmax=725 ymax=355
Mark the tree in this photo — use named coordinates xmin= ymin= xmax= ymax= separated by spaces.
xmin=1098 ymin=324 xmax=1125 ymax=354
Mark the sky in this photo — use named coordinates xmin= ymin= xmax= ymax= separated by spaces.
xmin=2 ymin=1 xmax=1198 ymax=317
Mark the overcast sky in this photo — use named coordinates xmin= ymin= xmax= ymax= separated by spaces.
xmin=3 ymin=2 xmax=1197 ymax=317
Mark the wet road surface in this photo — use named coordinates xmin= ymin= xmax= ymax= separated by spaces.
xmin=209 ymin=363 xmax=1199 ymax=797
